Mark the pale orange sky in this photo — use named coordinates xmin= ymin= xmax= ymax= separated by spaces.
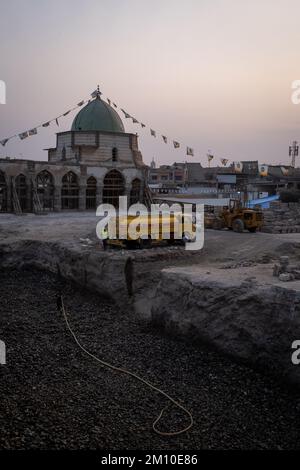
xmin=1 ymin=0 xmax=300 ymax=166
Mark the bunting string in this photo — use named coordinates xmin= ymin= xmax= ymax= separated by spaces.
xmin=0 ymin=94 xmax=93 ymax=147
xmin=1 ymin=85 xmax=284 ymax=173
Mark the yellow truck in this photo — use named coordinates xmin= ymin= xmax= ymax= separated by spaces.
xmin=205 ymin=199 xmax=264 ymax=233
xmin=105 ymin=213 xmax=196 ymax=248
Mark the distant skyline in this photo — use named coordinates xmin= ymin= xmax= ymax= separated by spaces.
xmin=1 ymin=0 xmax=300 ymax=167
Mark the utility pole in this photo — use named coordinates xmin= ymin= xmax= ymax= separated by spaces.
xmin=289 ymin=141 xmax=299 ymax=168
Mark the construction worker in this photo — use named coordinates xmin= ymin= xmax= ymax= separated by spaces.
xmin=101 ymin=225 xmax=108 ymax=251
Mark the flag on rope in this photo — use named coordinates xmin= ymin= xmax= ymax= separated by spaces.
xmin=107 ymin=98 xmax=111 ymax=105
xmin=187 ymin=147 xmax=194 ymax=156
xmin=77 ymin=101 xmax=84 ymax=107
xmin=220 ymin=158 xmax=228 ymax=166
xmin=173 ymin=141 xmax=180 ymax=148
xmin=121 ymin=109 xmax=131 ymax=118
xmin=141 ymin=123 xmax=146 ymax=128
xmin=42 ymin=122 xmax=50 ymax=127
xmin=19 ymin=131 xmax=29 ymax=140
xmin=55 ymin=118 xmax=59 ymax=126
xmin=63 ymin=110 xmax=71 ymax=116
xmin=113 ymin=103 xmax=117 ymax=108
xmin=28 ymin=128 xmax=37 ymax=136
xmin=0 ymin=138 xmax=9 ymax=146
xmin=162 ymin=136 xmax=167 ymax=144
xmin=150 ymin=129 xmax=156 ymax=137
xmin=132 ymin=117 xmax=139 ymax=124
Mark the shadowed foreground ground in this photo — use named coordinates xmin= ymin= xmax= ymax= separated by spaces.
xmin=0 ymin=268 xmax=300 ymax=450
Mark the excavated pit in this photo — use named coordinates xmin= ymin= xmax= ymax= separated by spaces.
xmin=151 ymin=265 xmax=300 ymax=386
xmin=1 ymin=212 xmax=300 ymax=387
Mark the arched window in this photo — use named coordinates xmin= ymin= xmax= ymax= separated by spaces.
xmin=61 ymin=171 xmax=79 ymax=209
xmin=103 ymin=170 xmax=124 ymax=208
xmin=130 ymin=178 xmax=141 ymax=205
xmin=0 ymin=171 xmax=7 ymax=212
xmin=86 ymin=176 xmax=97 ymax=210
xmin=36 ymin=170 xmax=54 ymax=210
xmin=15 ymin=174 xmax=28 ymax=211
xmin=112 ymin=147 xmax=118 ymax=162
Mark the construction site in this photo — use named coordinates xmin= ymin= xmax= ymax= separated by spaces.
xmin=0 ymin=193 xmax=300 ymax=449
xmin=1 ymin=1 xmax=300 ymax=452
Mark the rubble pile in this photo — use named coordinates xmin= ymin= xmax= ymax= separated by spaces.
xmin=262 ymin=201 xmax=300 ymax=233
xmin=273 ymin=256 xmax=300 ymax=282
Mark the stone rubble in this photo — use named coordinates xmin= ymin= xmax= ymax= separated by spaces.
xmin=273 ymin=256 xmax=300 ymax=282
xmin=262 ymin=201 xmax=300 ymax=234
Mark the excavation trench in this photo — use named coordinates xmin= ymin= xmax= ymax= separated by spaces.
xmin=1 ymin=239 xmax=300 ymax=387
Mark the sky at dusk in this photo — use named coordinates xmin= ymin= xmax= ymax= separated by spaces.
xmin=1 ymin=0 xmax=300 ymax=167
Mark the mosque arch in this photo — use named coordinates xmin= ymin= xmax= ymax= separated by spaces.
xmin=61 ymin=171 xmax=79 ymax=209
xmin=0 ymin=170 xmax=7 ymax=212
xmin=102 ymin=169 xmax=125 ymax=208
xmin=15 ymin=174 xmax=28 ymax=211
xmin=36 ymin=170 xmax=54 ymax=210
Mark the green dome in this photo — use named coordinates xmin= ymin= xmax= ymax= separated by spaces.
xmin=71 ymin=97 xmax=125 ymax=133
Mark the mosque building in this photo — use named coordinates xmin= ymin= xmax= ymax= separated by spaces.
xmin=0 ymin=89 xmax=147 ymax=213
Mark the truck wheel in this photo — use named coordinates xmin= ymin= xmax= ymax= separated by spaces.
xmin=232 ymin=218 xmax=244 ymax=233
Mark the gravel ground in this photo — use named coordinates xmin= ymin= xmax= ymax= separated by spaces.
xmin=1 ymin=267 xmax=300 ymax=450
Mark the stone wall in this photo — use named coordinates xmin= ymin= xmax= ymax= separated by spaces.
xmin=151 ymin=266 xmax=300 ymax=386
xmin=262 ymin=201 xmax=300 ymax=233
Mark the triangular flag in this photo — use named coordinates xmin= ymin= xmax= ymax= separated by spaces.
xmin=42 ymin=122 xmax=50 ymax=127
xmin=150 ymin=129 xmax=156 ymax=137
xmin=63 ymin=110 xmax=71 ymax=116
xmin=91 ymin=89 xmax=98 ymax=98
xmin=187 ymin=147 xmax=194 ymax=156
xmin=0 ymin=138 xmax=9 ymax=146
xmin=162 ymin=136 xmax=167 ymax=144
xmin=141 ymin=123 xmax=146 ymax=128
xmin=55 ymin=118 xmax=59 ymax=126
xmin=107 ymin=98 xmax=111 ymax=105
xmin=220 ymin=158 xmax=228 ymax=166
xmin=19 ymin=131 xmax=29 ymax=140
xmin=132 ymin=117 xmax=139 ymax=124
xmin=28 ymin=128 xmax=37 ymax=136
xmin=173 ymin=141 xmax=180 ymax=148
xmin=121 ymin=109 xmax=131 ymax=118
xmin=77 ymin=101 xmax=84 ymax=107
xmin=113 ymin=102 xmax=117 ymax=108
